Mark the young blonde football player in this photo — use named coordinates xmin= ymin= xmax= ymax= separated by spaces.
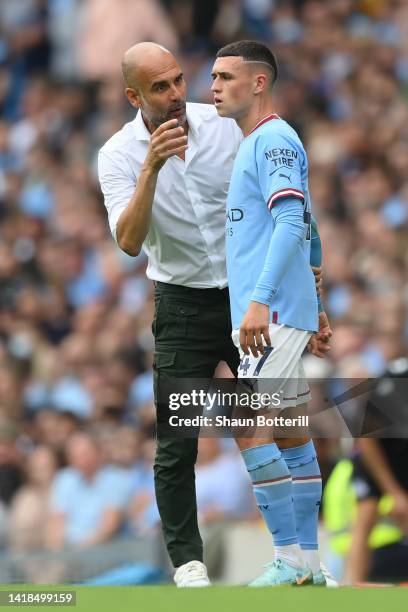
xmin=212 ymin=40 xmax=333 ymax=586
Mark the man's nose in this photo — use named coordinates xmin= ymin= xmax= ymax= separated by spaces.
xmin=170 ymin=84 xmax=181 ymax=99
xmin=211 ymin=79 xmax=221 ymax=93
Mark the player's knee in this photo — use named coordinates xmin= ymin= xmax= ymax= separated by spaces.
xmin=275 ymin=436 xmax=310 ymax=449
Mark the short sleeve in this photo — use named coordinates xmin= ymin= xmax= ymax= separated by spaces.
xmin=102 ymin=469 xmax=133 ymax=509
xmin=49 ymin=470 xmax=74 ymax=513
xmin=255 ymin=129 xmax=304 ymax=210
xmin=98 ymin=150 xmax=137 ymax=241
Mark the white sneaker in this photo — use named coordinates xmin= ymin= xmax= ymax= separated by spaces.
xmin=320 ymin=563 xmax=339 ymax=587
xmin=174 ymin=560 xmax=211 ymax=587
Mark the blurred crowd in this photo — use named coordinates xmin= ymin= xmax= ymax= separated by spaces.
xmin=0 ymin=0 xmax=407 ymax=583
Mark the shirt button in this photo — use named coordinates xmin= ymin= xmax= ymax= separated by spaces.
xmin=180 ymin=308 xmax=186 ymax=315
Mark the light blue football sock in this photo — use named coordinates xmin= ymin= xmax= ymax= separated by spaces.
xmin=241 ymin=443 xmax=298 ymax=546
xmin=281 ymin=441 xmax=322 ymax=552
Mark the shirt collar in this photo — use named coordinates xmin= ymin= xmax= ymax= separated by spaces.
xmin=133 ymin=103 xmax=202 ymax=142
xmin=185 ymin=103 xmax=203 ymax=139
xmin=133 ymin=110 xmax=151 ymax=142
xmin=248 ymin=113 xmax=279 ymax=136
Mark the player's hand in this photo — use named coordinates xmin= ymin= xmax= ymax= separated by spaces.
xmin=239 ymin=302 xmax=271 ymax=357
xmin=312 ymin=266 xmax=322 ymax=293
xmin=308 ymin=334 xmax=330 ymax=358
xmin=307 ymin=311 xmax=333 ymax=358
xmin=317 ymin=310 xmax=332 ymax=340
xmin=145 ymin=119 xmax=188 ymax=172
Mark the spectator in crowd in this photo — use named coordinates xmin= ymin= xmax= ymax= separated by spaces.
xmin=127 ymin=437 xmax=255 ymax=535
xmin=0 ymin=0 xmax=407 ymax=584
xmin=77 ymin=0 xmax=178 ymax=81
xmin=0 ymin=420 xmax=24 ymax=548
xmin=195 ymin=438 xmax=254 ymax=525
xmin=29 ymin=410 xmax=81 ymax=453
xmin=195 ymin=438 xmax=256 ymax=579
xmin=45 ymin=431 xmax=133 ymax=550
xmin=8 ymin=444 xmax=59 ymax=551
xmin=0 ymin=421 xmax=23 ymax=508
xmin=128 ymin=437 xmax=160 ymax=536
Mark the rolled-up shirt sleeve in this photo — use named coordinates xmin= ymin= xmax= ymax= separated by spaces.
xmin=98 ymin=149 xmax=137 ymax=241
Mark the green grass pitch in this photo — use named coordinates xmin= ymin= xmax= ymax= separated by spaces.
xmin=0 ymin=585 xmax=407 ymax=612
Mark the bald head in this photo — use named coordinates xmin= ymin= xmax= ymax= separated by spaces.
xmin=122 ymin=42 xmax=174 ymax=90
xmin=121 ymin=42 xmax=187 ymax=130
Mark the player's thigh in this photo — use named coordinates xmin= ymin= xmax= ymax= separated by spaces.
xmin=234 ymin=324 xmax=310 ymax=376
xmin=273 ymin=356 xmax=311 ymax=440
xmin=273 ymin=403 xmax=310 ymax=444
xmin=234 ymin=324 xmax=311 ymax=401
xmin=275 ymin=354 xmax=311 ymax=421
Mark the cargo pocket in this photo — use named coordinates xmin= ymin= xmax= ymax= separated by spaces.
xmin=153 ymin=349 xmax=177 ymax=373
xmin=164 ymin=300 xmax=199 ymax=338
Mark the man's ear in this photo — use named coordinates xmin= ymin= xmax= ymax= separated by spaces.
xmin=125 ymin=87 xmax=141 ymax=109
xmin=253 ymin=74 xmax=268 ymax=96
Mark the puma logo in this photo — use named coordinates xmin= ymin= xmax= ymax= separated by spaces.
xmin=279 ymin=172 xmax=292 ymax=182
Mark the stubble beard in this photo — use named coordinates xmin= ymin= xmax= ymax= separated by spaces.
xmin=149 ymin=102 xmax=187 ymax=128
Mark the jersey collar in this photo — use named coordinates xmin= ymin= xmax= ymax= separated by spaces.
xmin=248 ymin=113 xmax=279 ymax=136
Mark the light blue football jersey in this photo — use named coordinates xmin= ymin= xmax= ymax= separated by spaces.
xmin=226 ymin=113 xmax=318 ymax=332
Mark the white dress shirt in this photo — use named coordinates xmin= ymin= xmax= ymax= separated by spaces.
xmin=98 ymin=103 xmax=242 ymax=288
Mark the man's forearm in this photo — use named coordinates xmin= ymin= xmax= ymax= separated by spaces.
xmin=116 ymin=164 xmax=159 ymax=256
xmin=310 ymin=217 xmax=323 ymax=312
xmin=310 ymin=217 xmax=322 ymax=267
xmin=115 ymin=119 xmax=188 ymax=255
xmin=251 ymin=198 xmax=304 ymax=304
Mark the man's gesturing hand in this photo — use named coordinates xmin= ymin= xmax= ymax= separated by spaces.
xmin=239 ymin=302 xmax=271 ymax=357
xmin=145 ymin=119 xmax=188 ymax=172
